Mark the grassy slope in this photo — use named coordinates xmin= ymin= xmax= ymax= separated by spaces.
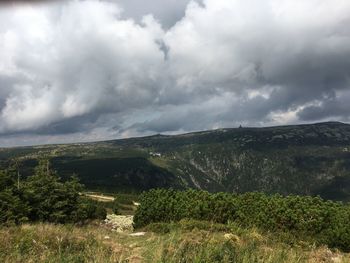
xmin=1 ymin=221 xmax=349 ymax=263
xmin=1 ymin=122 xmax=350 ymax=200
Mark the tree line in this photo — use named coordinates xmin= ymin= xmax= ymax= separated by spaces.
xmin=0 ymin=160 xmax=106 ymax=225
xmin=134 ymin=189 xmax=350 ymax=251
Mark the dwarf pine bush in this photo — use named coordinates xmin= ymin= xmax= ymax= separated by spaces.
xmin=134 ymin=189 xmax=350 ymax=251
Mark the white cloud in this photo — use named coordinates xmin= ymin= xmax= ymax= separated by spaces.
xmin=0 ymin=0 xmax=350 ymax=145
xmin=0 ymin=0 xmax=166 ymax=133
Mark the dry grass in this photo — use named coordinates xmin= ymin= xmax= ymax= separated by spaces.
xmin=1 ymin=222 xmax=350 ymax=263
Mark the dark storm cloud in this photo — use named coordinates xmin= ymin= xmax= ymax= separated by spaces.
xmin=109 ymin=0 xmax=195 ymax=28
xmin=0 ymin=0 xmax=350 ymax=146
xmin=298 ymin=90 xmax=350 ymax=122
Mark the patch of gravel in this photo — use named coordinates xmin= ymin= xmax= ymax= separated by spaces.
xmin=103 ymin=214 xmax=134 ymax=232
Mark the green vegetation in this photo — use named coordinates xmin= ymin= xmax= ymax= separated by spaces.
xmin=113 ymin=193 xmax=139 ymax=215
xmin=1 ymin=122 xmax=350 ymax=200
xmin=4 ymin=122 xmax=350 ymax=261
xmin=0 ymin=160 xmax=106 ymax=225
xmin=134 ymin=189 xmax=350 ymax=251
xmin=1 ymin=222 xmax=349 ymax=263
xmin=2 ymin=175 xmax=350 ymax=261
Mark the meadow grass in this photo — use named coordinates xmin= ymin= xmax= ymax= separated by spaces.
xmin=1 ymin=220 xmax=349 ymax=263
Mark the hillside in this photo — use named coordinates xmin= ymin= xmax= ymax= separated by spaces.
xmin=1 ymin=121 xmax=350 ymax=201
xmin=2 ymin=221 xmax=349 ymax=263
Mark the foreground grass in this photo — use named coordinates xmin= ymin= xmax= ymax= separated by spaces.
xmin=1 ymin=220 xmax=349 ymax=263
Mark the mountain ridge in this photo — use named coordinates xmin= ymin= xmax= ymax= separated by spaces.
xmin=1 ymin=121 xmax=350 ymax=201
xmin=1 ymin=121 xmax=349 ymax=149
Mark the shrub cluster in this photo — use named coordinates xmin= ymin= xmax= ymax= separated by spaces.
xmin=112 ymin=193 xmax=139 ymax=214
xmin=0 ymin=160 xmax=106 ymax=225
xmin=134 ymin=189 xmax=350 ymax=251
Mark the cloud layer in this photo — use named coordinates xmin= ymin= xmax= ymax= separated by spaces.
xmin=0 ymin=0 xmax=350 ymax=146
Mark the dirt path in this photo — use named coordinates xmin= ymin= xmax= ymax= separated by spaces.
xmin=85 ymin=193 xmax=115 ymax=202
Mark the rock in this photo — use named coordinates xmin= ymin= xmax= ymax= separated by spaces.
xmin=104 ymin=214 xmax=134 ymax=232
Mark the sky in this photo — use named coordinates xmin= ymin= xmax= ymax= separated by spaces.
xmin=0 ymin=0 xmax=350 ymax=147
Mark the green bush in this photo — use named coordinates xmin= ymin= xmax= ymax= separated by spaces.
xmin=114 ymin=194 xmax=135 ymax=205
xmin=134 ymin=189 xmax=350 ymax=251
xmin=74 ymin=198 xmax=107 ymax=221
xmin=0 ymin=160 xmax=106 ymax=225
xmin=0 ymin=170 xmax=30 ymax=225
xmin=0 ymin=188 xmax=29 ymax=225
xmin=111 ymin=193 xmax=139 ymax=215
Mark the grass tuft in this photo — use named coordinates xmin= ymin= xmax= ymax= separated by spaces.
xmin=1 ymin=222 xmax=350 ymax=262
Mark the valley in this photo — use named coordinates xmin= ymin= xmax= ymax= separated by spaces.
xmin=1 ymin=121 xmax=350 ymax=201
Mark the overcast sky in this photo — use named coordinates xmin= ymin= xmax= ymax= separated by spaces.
xmin=0 ymin=0 xmax=350 ymax=147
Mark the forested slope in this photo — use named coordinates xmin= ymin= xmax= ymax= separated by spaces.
xmin=1 ymin=122 xmax=350 ymax=200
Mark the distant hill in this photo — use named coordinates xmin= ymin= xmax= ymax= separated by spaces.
xmin=1 ymin=121 xmax=350 ymax=201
